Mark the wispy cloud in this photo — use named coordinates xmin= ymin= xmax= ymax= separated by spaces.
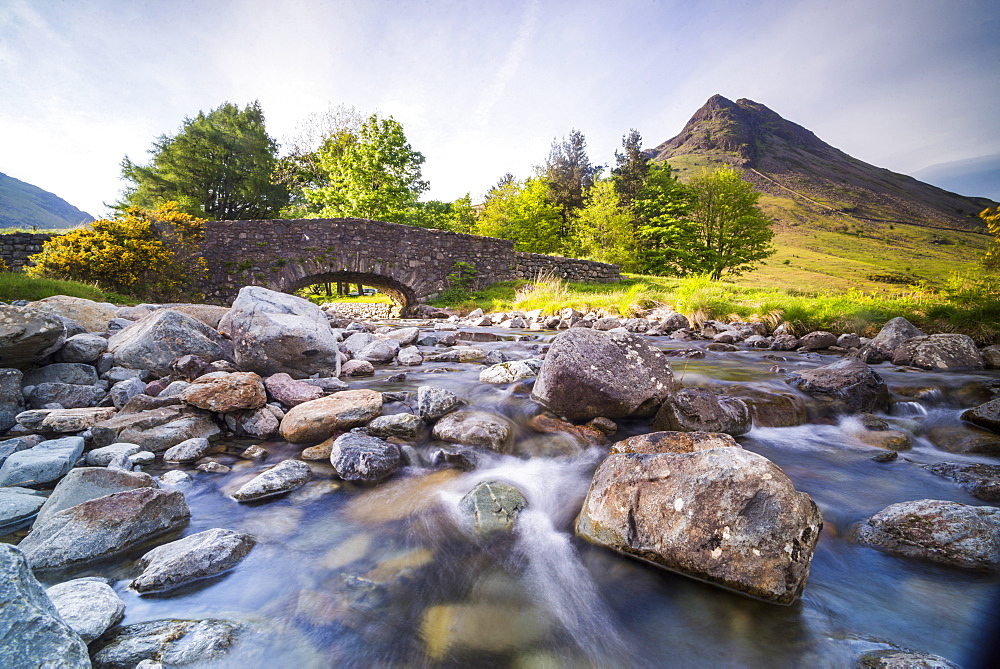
xmin=473 ymin=0 xmax=540 ymax=129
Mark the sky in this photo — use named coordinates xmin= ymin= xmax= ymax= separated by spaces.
xmin=1 ymin=0 xmax=998 ymax=218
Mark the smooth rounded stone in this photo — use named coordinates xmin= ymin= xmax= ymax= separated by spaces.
xmin=892 ymin=334 xmax=984 ymax=371
xmin=263 ymin=372 xmax=323 ymax=406
xmin=330 ymin=432 xmax=402 ymax=481
xmin=386 ymin=326 xmax=420 ymax=345
xmin=982 ymin=344 xmax=1000 ymax=369
xmin=458 ymin=480 xmax=528 ymax=535
xmin=54 ymin=333 xmax=109 ymax=363
xmin=610 ymin=430 xmax=742 ymax=455
xmin=855 ymin=499 xmax=1000 ymax=569
xmin=431 ymin=410 xmax=513 ymax=452
xmin=224 ymin=406 xmax=280 ymax=439
xmin=231 ymin=459 xmax=312 ymax=501
xmin=961 ymin=398 xmax=1000 ymax=433
xmin=131 ymin=527 xmax=256 ymax=594
xmin=20 ymin=487 xmax=191 ymax=571
xmin=928 ymin=425 xmax=1000 ymax=456
xmin=23 ymin=362 xmax=99 ymax=388
xmin=92 ymin=618 xmax=246 ymax=669
xmin=109 ymin=376 xmax=146 ymax=410
xmin=160 ymin=470 xmax=193 ymax=487
xmin=367 ymin=412 xmax=423 ymax=439
xmin=87 ymin=442 xmax=142 ymax=466
xmin=531 ymin=328 xmax=675 ymax=421
xmin=28 ymin=381 xmax=105 ymax=410
xmin=0 ymin=304 xmax=67 ymax=370
xmin=855 ymin=429 xmax=912 ymax=451
xmin=0 ymin=367 xmax=23 ymax=433
xmin=653 ymin=388 xmax=751 ymax=436
xmin=358 ymin=338 xmax=400 ymax=363
xmin=108 ymin=309 xmax=233 ymax=376
xmin=341 ymin=359 xmax=375 ymax=376
xmin=278 ymin=389 xmax=383 ymax=443
xmin=0 ymin=545 xmax=90 ymax=668
xmin=923 ymin=462 xmax=1000 ymax=501
xmin=0 ymin=435 xmax=85 ymax=488
xmin=224 ymin=287 xmax=341 ymax=379
xmin=0 ymin=487 xmax=46 ymax=531
xmin=798 ymin=331 xmax=838 ymax=350
xmin=785 ymin=358 xmax=889 ymax=414
xmin=46 ymin=577 xmax=125 ymax=643
xmin=576 ymin=448 xmax=823 ymax=605
xmin=479 ymin=360 xmax=536 ymax=384
xmin=397 ymin=346 xmax=424 ymax=366
xmin=856 ymin=648 xmax=960 ymax=668
xmin=36 ymin=466 xmax=157 ymax=524
xmin=130 ymin=451 xmax=156 ymax=466
xmin=30 ymin=295 xmax=116 ymax=332
xmin=177 ymin=371 xmax=267 ymax=413
xmin=163 ymin=437 xmax=212 ymax=463
xmin=301 ymin=438 xmax=336 ymax=460
xmin=418 ymin=386 xmax=461 ymax=421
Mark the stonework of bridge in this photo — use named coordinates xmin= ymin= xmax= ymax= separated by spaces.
xmin=1 ymin=219 xmax=621 ymax=313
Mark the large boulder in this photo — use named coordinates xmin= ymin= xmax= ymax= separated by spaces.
xmin=178 ymin=371 xmax=267 ymax=413
xmin=224 ymin=286 xmax=341 ymax=379
xmin=652 ymin=388 xmax=751 ymax=436
xmin=54 ymin=332 xmax=109 ymax=363
xmin=330 ymin=432 xmax=402 ymax=482
xmin=46 ymin=578 xmax=125 ymax=643
xmin=18 ymin=487 xmax=191 ymax=571
xmin=0 ymin=436 xmax=85 ymax=488
xmin=23 ymin=362 xmax=98 ymax=387
xmin=28 ymin=381 xmax=105 ymax=410
xmin=855 ymin=499 xmax=1000 ymax=569
xmin=131 ymin=528 xmax=256 ymax=594
xmin=91 ymin=404 xmax=197 ymax=447
xmin=0 ymin=368 xmax=23 ymax=433
xmin=278 ymin=389 xmax=382 ymax=443
xmin=961 ymin=398 xmax=1000 ymax=433
xmin=531 ymin=328 xmax=675 ymax=420
xmin=785 ymin=358 xmax=888 ymax=414
xmin=0 ymin=304 xmax=66 ymax=370
xmin=892 ymin=334 xmax=984 ymax=371
xmin=863 ymin=316 xmax=925 ymax=361
xmin=576 ymin=448 xmax=823 ymax=605
xmin=0 ymin=545 xmax=90 ymax=668
xmin=35 ymin=466 xmax=158 ymax=524
xmin=431 ymin=410 xmax=513 ymax=452
xmin=108 ymin=309 xmax=233 ymax=375
xmin=609 ymin=430 xmax=741 ymax=455
xmin=29 ymin=295 xmax=116 ymax=332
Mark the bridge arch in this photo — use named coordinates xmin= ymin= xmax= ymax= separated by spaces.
xmin=284 ymin=271 xmax=418 ymax=315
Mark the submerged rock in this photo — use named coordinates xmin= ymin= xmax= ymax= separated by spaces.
xmin=479 ymin=360 xmax=536 ymax=384
xmin=576 ymin=448 xmax=823 ymax=605
xmin=19 ymin=487 xmax=191 ymax=571
xmin=785 ymin=358 xmax=888 ymax=414
xmin=856 ymin=648 xmax=960 ymax=668
xmin=0 ymin=545 xmax=90 ymax=668
xmin=531 ymin=328 xmax=675 ymax=420
xmin=231 ymin=459 xmax=312 ymax=502
xmin=46 ymin=577 xmax=125 ymax=643
xmin=131 ymin=528 xmax=256 ymax=594
xmin=458 ymin=480 xmax=528 ymax=535
xmin=855 ymin=499 xmax=1000 ymax=569
xmin=652 ymin=388 xmax=751 ymax=436
xmin=93 ymin=618 xmax=246 ymax=669
xmin=961 ymin=398 xmax=1000 ymax=433
xmin=923 ymin=462 xmax=1000 ymax=502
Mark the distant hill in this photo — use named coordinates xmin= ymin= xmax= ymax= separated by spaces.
xmin=650 ymin=95 xmax=997 ymax=292
xmin=0 ymin=171 xmax=93 ymax=230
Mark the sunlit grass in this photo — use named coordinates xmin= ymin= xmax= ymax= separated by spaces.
xmin=0 ymin=272 xmax=107 ymax=303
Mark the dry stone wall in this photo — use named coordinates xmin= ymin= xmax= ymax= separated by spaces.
xmin=514 ymin=251 xmax=621 ymax=283
xmin=0 ymin=233 xmax=53 ymax=271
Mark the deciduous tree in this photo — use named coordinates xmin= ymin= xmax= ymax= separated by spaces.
xmin=981 ymin=207 xmax=1000 ymax=271
xmin=474 ymin=178 xmax=563 ymax=253
xmin=574 ymin=179 xmax=637 ymax=268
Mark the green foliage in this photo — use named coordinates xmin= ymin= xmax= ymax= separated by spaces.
xmin=446 ymin=261 xmax=478 ymax=292
xmin=26 ymin=202 xmax=207 ymax=301
xmin=685 ymin=166 xmax=775 ymax=280
xmin=544 ymin=129 xmax=599 ymax=243
xmin=981 ymin=207 xmax=1000 ymax=271
xmin=0 ymin=272 xmax=107 ymax=303
xmin=408 ymin=196 xmax=477 ymax=232
xmin=611 ymin=129 xmax=650 ymax=207
xmin=304 ymin=114 xmax=428 ymax=224
xmin=631 ymin=163 xmax=697 ymax=274
xmin=474 ymin=178 xmax=564 ymax=253
xmin=574 ymin=179 xmax=637 ymax=267
xmin=121 ymin=101 xmax=288 ymax=220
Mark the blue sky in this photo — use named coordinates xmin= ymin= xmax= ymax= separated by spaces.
xmin=1 ymin=0 xmax=998 ymax=217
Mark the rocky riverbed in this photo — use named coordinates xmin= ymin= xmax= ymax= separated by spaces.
xmin=1 ymin=288 xmax=999 ymax=667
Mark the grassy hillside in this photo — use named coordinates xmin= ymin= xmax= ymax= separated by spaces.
xmin=0 ymin=171 xmax=93 ymax=230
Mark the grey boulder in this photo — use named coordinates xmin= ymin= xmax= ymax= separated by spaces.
xmin=864 ymin=316 xmax=925 ymax=362
xmin=785 ymin=358 xmax=888 ymax=414
xmin=531 ymin=328 xmax=675 ymax=420
xmin=46 ymin=577 xmax=125 ymax=643
xmin=0 ymin=436 xmax=85 ymax=488
xmin=0 ymin=487 xmax=46 ymax=532
xmin=330 ymin=432 xmax=402 ymax=481
xmin=231 ymin=459 xmax=312 ymax=502
xmin=22 ymin=362 xmax=99 ymax=387
xmin=458 ymin=480 xmax=528 ymax=535
xmin=163 ymin=437 xmax=212 ymax=463
xmin=892 ymin=333 xmax=984 ymax=371
xmin=0 ymin=304 xmax=66 ymax=371
xmin=28 ymin=381 xmax=105 ymax=409
xmin=93 ymin=618 xmax=246 ymax=669
xmin=418 ymin=385 xmax=461 ymax=421
xmin=108 ymin=309 xmax=234 ymax=376
xmin=131 ymin=528 xmax=256 ymax=594
xmin=367 ymin=412 xmax=423 ymax=439
xmin=652 ymin=387 xmax=751 ymax=436
xmin=55 ymin=333 xmax=109 ymax=363
xmin=35 ymin=466 xmax=158 ymax=524
xmin=0 ymin=544 xmax=90 ymax=668
xmin=0 ymin=367 xmax=23 ymax=433
xmin=432 ymin=410 xmax=513 ymax=452
xmin=19 ymin=487 xmax=191 ymax=571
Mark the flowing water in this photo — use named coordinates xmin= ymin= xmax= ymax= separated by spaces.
xmin=33 ymin=328 xmax=1000 ymax=667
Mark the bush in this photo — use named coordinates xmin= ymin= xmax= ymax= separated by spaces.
xmin=26 ymin=202 xmax=207 ymax=301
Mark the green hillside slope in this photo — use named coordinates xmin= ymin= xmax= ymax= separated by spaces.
xmin=0 ymin=171 xmax=93 ymax=229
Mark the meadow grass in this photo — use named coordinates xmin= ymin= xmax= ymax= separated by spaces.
xmin=0 ymin=272 xmax=106 ymax=303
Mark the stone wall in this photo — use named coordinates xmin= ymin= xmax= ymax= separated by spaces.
xmin=0 ymin=233 xmax=54 ymax=271
xmin=514 ymin=251 xmax=621 ymax=283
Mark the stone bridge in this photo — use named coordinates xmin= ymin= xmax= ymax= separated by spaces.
xmin=198 ymin=218 xmax=621 ymax=313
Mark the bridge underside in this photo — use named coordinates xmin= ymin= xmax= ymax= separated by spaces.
xmin=285 ymin=271 xmax=418 ymax=314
